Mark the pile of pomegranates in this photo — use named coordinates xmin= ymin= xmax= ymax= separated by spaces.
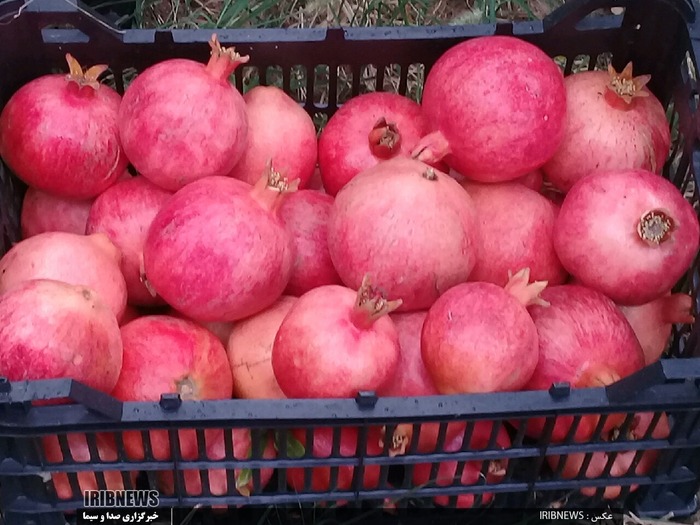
xmin=0 ymin=32 xmax=696 ymax=508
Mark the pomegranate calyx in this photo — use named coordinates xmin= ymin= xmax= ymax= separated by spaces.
xmin=379 ymin=424 xmax=412 ymax=457
xmin=504 ymin=268 xmax=550 ymax=307
xmin=422 ymin=168 xmax=438 ymax=181
xmin=175 ymin=376 xmax=198 ymax=400
xmin=64 ymin=54 xmax=108 ymax=91
xmin=351 ymin=274 xmax=402 ymax=329
xmin=206 ymin=33 xmax=250 ymax=81
xmin=368 ymin=117 xmax=402 ymax=159
xmin=411 ymin=130 xmax=451 ymax=165
xmin=250 ymin=160 xmax=298 ymax=212
xmin=637 ymin=209 xmax=675 ymax=246
xmin=607 ymin=62 xmax=651 ymax=105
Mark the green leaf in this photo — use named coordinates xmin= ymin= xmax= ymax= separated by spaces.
xmin=274 ymin=431 xmax=305 ymax=458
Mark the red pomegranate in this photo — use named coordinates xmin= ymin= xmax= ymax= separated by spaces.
xmin=543 ymin=63 xmax=671 ymax=192
xmin=271 ymin=276 xmax=401 ymax=399
xmin=44 ymin=433 xmax=138 ymax=500
xmin=0 ymin=279 xmax=122 ymax=394
xmin=0 ymin=55 xmax=127 ymax=198
xmin=86 ymin=176 xmax=172 ymax=306
xmin=414 ymin=36 xmax=566 ymax=182
xmin=0 ymin=232 xmax=128 ymax=320
xmin=412 ymin=422 xmax=511 ymax=508
xmin=277 ymin=190 xmax=342 ymax=296
xmin=318 ymin=92 xmax=426 ymax=196
xmin=462 ymin=180 xmax=567 ymax=286
xmin=118 ymin=35 xmax=249 ymax=191
xmin=143 ymin=168 xmax=295 ymax=322
xmin=112 ymin=315 xmax=233 ymax=462
xmin=422 ymin=268 xmax=545 ymax=394
xmin=229 ymin=86 xmax=317 ymax=188
xmin=327 ymin=157 xmax=479 ymax=311
xmin=524 ymin=284 xmax=646 ymax=442
xmin=20 ymin=188 xmax=93 ymax=238
xmin=553 ymin=168 xmax=700 ymax=305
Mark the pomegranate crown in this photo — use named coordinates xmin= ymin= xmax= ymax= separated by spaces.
xmin=64 ymin=54 xmax=109 ymax=90
xmin=607 ymin=62 xmax=651 ymax=104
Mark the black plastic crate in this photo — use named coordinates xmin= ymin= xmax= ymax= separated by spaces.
xmin=1 ymin=0 xmax=700 ymax=523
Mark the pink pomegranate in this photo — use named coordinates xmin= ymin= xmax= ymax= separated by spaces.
xmin=327 ymin=156 xmax=479 ymax=311
xmin=86 ymin=176 xmax=172 ymax=306
xmin=318 ymin=92 xmax=426 ymax=196
xmin=412 ymin=422 xmax=511 ymax=508
xmin=414 ymin=36 xmax=566 ymax=182
xmin=158 ymin=429 xmax=276 ymax=501
xmin=0 ymin=232 xmax=127 ymax=320
xmin=553 ymin=168 xmax=700 ymax=305
xmin=0 ymin=279 xmax=122 ymax=393
xmin=422 ymin=268 xmax=544 ymax=395
xmin=20 ymin=188 xmax=93 ymax=238
xmin=112 ymin=315 xmax=233 ymax=462
xmin=227 ymin=296 xmax=296 ymax=399
xmin=286 ymin=426 xmax=383 ymax=500
xmin=543 ymin=63 xmax=671 ymax=192
xmin=277 ymin=190 xmax=342 ymax=296
xmin=0 ymin=55 xmax=128 ymax=198
xmin=229 ymin=86 xmax=317 ymax=188
xmin=143 ymin=168 xmax=295 ymax=322
xmin=271 ymin=276 xmax=401 ymax=399
xmin=462 ymin=180 xmax=567 ymax=286
xmin=549 ymin=412 xmax=669 ymax=499
xmin=44 ymin=433 xmax=138 ymax=499
xmin=118 ymin=35 xmax=248 ymax=191
xmin=524 ymin=284 xmax=646 ymax=442
xmin=376 ymin=311 xmax=466 ymax=457
xmin=618 ymin=292 xmax=694 ymax=365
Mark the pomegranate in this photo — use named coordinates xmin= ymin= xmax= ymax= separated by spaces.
xmin=0 ymin=232 xmax=127 ymax=320
xmin=44 ymin=433 xmax=138 ymax=500
xmin=20 ymin=188 xmax=93 ymax=238
xmin=86 ymin=176 xmax=172 ymax=306
xmin=0 ymin=54 xmax=127 ymax=199
xmin=618 ymin=292 xmax=694 ymax=365
xmin=412 ymin=422 xmax=511 ymax=508
xmin=277 ymin=190 xmax=342 ymax=296
xmin=523 ymin=285 xmax=646 ymax=442
xmin=553 ymin=168 xmax=700 ymax=305
xmin=158 ymin=429 xmax=276 ymax=501
xmin=318 ymin=92 xmax=426 ymax=196
xmin=227 ymin=296 xmax=295 ymax=399
xmin=0 ymin=280 xmax=122 ymax=393
xmin=229 ymin=86 xmax=317 ymax=188
xmin=143 ymin=167 xmax=295 ymax=322
xmin=543 ymin=63 xmax=671 ymax=192
xmin=327 ymin=157 xmax=479 ymax=311
xmin=376 ymin=311 xmax=465 ymax=456
xmin=111 ymin=315 xmax=233 ymax=461
xmin=118 ymin=35 xmax=248 ymax=191
xmin=462 ymin=181 xmax=567 ymax=287
xmin=548 ymin=412 xmax=670 ymax=499
xmin=414 ymin=36 xmax=566 ymax=182
xmin=271 ymin=276 xmax=401 ymax=399
xmin=286 ymin=426 xmax=382 ymax=500
xmin=422 ymin=268 xmax=544 ymax=395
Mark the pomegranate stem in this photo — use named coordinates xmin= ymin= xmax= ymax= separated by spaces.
xmin=637 ymin=209 xmax=675 ymax=246
xmin=206 ymin=33 xmax=250 ymax=81
xmin=350 ymin=274 xmax=402 ymax=329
